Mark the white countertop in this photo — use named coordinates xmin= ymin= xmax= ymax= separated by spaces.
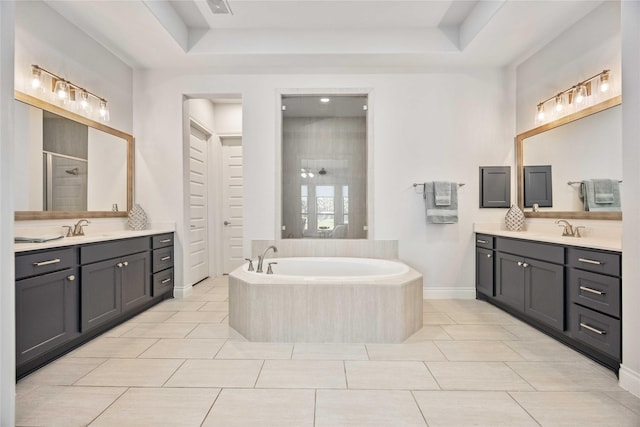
xmin=474 ymin=223 xmax=621 ymax=252
xmin=14 ymin=227 xmax=175 ymax=253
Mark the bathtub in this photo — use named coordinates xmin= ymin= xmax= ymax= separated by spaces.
xmin=229 ymin=257 xmax=423 ymax=343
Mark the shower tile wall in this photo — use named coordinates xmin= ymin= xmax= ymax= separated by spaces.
xmin=252 ymin=240 xmax=398 ymax=259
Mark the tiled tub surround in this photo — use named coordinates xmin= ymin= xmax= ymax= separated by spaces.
xmin=229 ymin=258 xmax=423 ymax=343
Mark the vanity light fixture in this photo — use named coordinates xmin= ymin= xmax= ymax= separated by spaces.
xmin=29 ymin=65 xmax=110 ymax=122
xmin=534 ymin=69 xmax=613 ymax=125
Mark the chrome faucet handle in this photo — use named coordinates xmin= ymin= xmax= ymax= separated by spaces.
xmin=244 ymin=258 xmax=255 ymax=271
xmin=574 ymin=226 xmax=586 ymax=238
xmin=266 ymin=262 xmax=278 ymax=275
xmin=63 ymin=226 xmax=73 ymax=237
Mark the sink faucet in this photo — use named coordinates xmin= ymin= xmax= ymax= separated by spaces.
xmin=72 ymin=219 xmax=90 ymax=236
xmin=256 ymin=245 xmax=278 ymax=273
xmin=556 ymin=219 xmax=580 ymax=237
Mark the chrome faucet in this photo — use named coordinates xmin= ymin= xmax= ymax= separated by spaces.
xmin=72 ymin=219 xmax=90 ymax=236
xmin=256 ymin=245 xmax=278 ymax=273
xmin=555 ymin=219 xmax=583 ymax=237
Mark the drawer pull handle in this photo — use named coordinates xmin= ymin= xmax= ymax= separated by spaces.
xmin=123 ymin=261 xmax=129 ymax=267
xmin=580 ymin=322 xmax=607 ymax=335
xmin=33 ymin=258 xmax=61 ymax=267
xmin=161 ymin=278 xmax=172 ymax=284
xmin=67 ymin=275 xmax=76 ymax=281
xmin=487 ymin=254 xmax=492 ymax=258
xmin=517 ymin=261 xmax=523 ymax=266
xmin=578 ymin=258 xmax=603 ymax=265
xmin=117 ymin=262 xmax=124 ymax=268
xmin=160 ymin=239 xmax=172 ymax=243
xmin=477 ymin=239 xmax=488 ymax=244
xmin=161 ymin=256 xmax=171 ymax=261
xmin=522 ymin=263 xmax=529 ymax=268
xmin=579 ymin=285 xmax=605 ymax=296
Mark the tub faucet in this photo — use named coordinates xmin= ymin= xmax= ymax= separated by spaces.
xmin=72 ymin=219 xmax=90 ymax=236
xmin=257 ymin=245 xmax=278 ymax=273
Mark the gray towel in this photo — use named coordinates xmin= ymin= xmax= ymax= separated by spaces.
xmin=579 ymin=179 xmax=621 ymax=211
xmin=593 ymin=179 xmax=614 ymax=204
xmin=434 ymin=181 xmax=451 ymax=206
xmin=424 ymin=182 xmax=458 ymax=224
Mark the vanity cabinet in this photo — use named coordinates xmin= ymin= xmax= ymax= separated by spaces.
xmin=476 ymin=232 xmax=622 ymax=372
xmin=15 ymin=248 xmax=80 ymax=366
xmin=15 ymin=232 xmax=174 ymax=378
xmin=475 ymin=234 xmax=494 ymax=297
xmin=151 ymin=233 xmax=174 ymax=296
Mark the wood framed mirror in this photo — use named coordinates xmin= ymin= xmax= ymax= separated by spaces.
xmin=14 ymin=91 xmax=133 ymax=220
xmin=516 ymin=95 xmax=622 ymax=220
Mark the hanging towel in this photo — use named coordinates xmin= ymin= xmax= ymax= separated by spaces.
xmin=424 ymin=182 xmax=458 ymax=224
xmin=434 ymin=181 xmax=451 ymax=206
xmin=579 ymin=179 xmax=621 ymax=211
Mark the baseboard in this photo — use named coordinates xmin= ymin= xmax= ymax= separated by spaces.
xmin=619 ymin=364 xmax=640 ymax=398
xmin=173 ymin=286 xmax=193 ymax=299
xmin=423 ymin=287 xmax=476 ymax=299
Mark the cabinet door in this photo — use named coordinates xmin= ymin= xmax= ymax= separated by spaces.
xmin=16 ymin=268 xmax=79 ymax=365
xmin=121 ymin=252 xmax=151 ymax=311
xmin=524 ymin=258 xmax=565 ymax=331
xmin=476 ymin=247 xmax=494 ymax=296
xmin=495 ymin=252 xmax=524 ymax=310
xmin=81 ymin=259 xmax=122 ymax=332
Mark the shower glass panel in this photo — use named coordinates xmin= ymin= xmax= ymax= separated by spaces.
xmin=281 ymin=94 xmax=367 ymax=239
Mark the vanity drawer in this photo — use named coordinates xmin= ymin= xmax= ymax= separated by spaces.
xmin=16 ymin=248 xmax=77 ymax=280
xmin=495 ymin=237 xmax=564 ymax=264
xmin=568 ymin=248 xmax=620 ymax=277
xmin=152 ymin=233 xmax=174 ymax=249
xmin=570 ymin=304 xmax=620 ymax=360
xmin=569 ymin=268 xmax=620 ymax=318
xmin=153 ymin=268 xmax=174 ymax=296
xmin=153 ymin=247 xmax=174 ymax=273
xmin=475 ymin=234 xmax=494 ymax=250
xmin=81 ymin=237 xmax=150 ymax=264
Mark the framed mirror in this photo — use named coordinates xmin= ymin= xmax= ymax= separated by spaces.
xmin=14 ymin=91 xmax=133 ymax=220
xmin=516 ymin=96 xmax=622 ymax=220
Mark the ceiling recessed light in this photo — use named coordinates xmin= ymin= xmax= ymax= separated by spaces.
xmin=320 ymin=97 xmax=330 ymax=103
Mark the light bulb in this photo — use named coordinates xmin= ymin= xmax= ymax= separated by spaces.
xmin=54 ymin=80 xmax=69 ymax=104
xmin=79 ymin=91 xmax=90 ymax=111
xmin=555 ymin=95 xmax=564 ymax=112
xmin=301 ymin=172 xmax=307 ymax=178
xmin=320 ymin=97 xmax=330 ymax=103
xmin=308 ymin=172 xmax=314 ymax=178
xmin=536 ymin=104 xmax=545 ymax=122
xmin=574 ymin=84 xmax=586 ymax=104
xmin=30 ymin=66 xmax=44 ymax=91
xmin=98 ymin=100 xmax=110 ymax=122
xmin=600 ymin=72 xmax=610 ymax=93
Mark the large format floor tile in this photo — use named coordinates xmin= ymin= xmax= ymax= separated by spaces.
xmin=315 ymin=389 xmax=426 ymax=427
xmin=414 ymin=391 xmax=539 ymax=427
xmin=426 ymin=362 xmax=534 ymax=391
xmin=435 ymin=341 xmax=524 ymax=362
xmin=121 ymin=322 xmax=199 ymax=338
xmin=75 ymin=358 xmax=183 ymax=387
xmin=292 ymin=343 xmax=369 ymax=360
xmin=201 ymin=388 xmax=315 ymax=427
xmin=165 ymin=359 xmax=263 ymax=388
xmin=441 ymin=324 xmax=518 ymax=341
xmin=215 ymin=341 xmax=293 ymax=359
xmin=366 ymin=342 xmax=446 ymax=361
xmin=19 ymin=357 xmax=106 ymax=386
xmin=345 ymin=361 xmax=439 ymax=390
xmin=504 ymin=339 xmax=593 ymax=362
xmin=68 ymin=337 xmax=158 ymax=358
xmin=90 ymin=387 xmax=220 ymax=427
xmin=16 ymin=385 xmax=126 ymax=427
xmin=507 ymin=361 xmax=621 ymax=391
xmin=256 ymin=360 xmax=346 ymax=389
xmin=138 ymin=338 xmax=226 ymax=359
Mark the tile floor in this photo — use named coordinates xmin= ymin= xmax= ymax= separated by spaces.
xmin=16 ymin=276 xmax=640 ymax=426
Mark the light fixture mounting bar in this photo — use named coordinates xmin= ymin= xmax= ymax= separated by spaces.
xmin=537 ymin=69 xmax=610 ymax=107
xmin=32 ymin=64 xmax=107 ymax=103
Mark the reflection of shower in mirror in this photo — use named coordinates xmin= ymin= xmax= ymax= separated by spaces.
xmin=65 ymin=168 xmax=79 ymax=175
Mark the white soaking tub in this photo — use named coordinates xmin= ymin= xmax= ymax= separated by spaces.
xmin=229 ymin=257 xmax=423 ymax=343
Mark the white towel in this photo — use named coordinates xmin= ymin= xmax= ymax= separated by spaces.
xmin=434 ymin=181 xmax=451 ymax=206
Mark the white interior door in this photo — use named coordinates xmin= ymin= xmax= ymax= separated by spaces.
xmin=188 ymin=124 xmax=210 ymax=285
xmin=222 ymin=140 xmax=243 ymax=273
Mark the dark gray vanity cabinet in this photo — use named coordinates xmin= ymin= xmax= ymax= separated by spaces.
xmin=80 ymin=238 xmax=151 ymax=332
xmin=15 ymin=249 xmax=80 ymax=365
xmin=151 ymin=233 xmax=174 ymax=296
xmin=475 ymin=234 xmax=494 ymax=297
xmin=476 ymin=232 xmax=622 ymax=372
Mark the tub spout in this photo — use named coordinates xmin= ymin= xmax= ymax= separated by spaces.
xmin=257 ymin=245 xmax=278 ymax=273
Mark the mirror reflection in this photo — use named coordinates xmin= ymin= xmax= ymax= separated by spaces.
xmin=14 ymin=97 xmax=130 ymax=216
xmin=281 ymin=95 xmax=368 ymax=239
xmin=519 ymin=102 xmax=622 ymax=216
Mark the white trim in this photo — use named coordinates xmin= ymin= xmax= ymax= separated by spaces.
xmin=423 ymin=286 xmax=476 ymax=299
xmin=619 ymin=365 xmax=640 ymax=398
xmin=172 ymin=286 xmax=193 ymax=299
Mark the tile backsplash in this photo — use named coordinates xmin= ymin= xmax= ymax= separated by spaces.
xmin=252 ymin=240 xmax=398 ymax=259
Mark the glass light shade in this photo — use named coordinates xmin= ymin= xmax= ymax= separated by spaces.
xmin=320 ymin=97 xmax=330 ymax=103
xmin=554 ymin=95 xmax=564 ymax=112
xmin=30 ymin=67 xmax=44 ymax=92
xmin=536 ymin=104 xmax=545 ymax=123
xmin=98 ymin=101 xmax=110 ymax=122
xmin=599 ymin=72 xmax=610 ymax=93
xmin=308 ymin=172 xmax=314 ymax=178
xmin=54 ymin=80 xmax=69 ymax=102
xmin=79 ymin=91 xmax=91 ymax=112
xmin=574 ymin=84 xmax=587 ymax=104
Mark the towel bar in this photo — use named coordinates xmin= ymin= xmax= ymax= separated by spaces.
xmin=413 ymin=182 xmax=465 ymax=188
xmin=567 ymin=180 xmax=622 ymax=185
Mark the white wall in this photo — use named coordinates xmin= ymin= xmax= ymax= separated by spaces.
xmin=14 ymin=0 xmax=133 ymax=133
xmin=621 ymin=0 xmax=640 ymax=398
xmin=213 ymin=103 xmax=242 ymax=135
xmin=0 ymin=1 xmax=15 ymax=424
xmin=87 ymin=128 xmax=128 ymax=211
xmin=516 ymin=1 xmax=621 ymax=133
xmin=134 ymin=70 xmax=513 ymax=297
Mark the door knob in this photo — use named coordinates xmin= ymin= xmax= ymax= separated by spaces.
xmin=224 ymin=221 xmax=231 ymax=226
